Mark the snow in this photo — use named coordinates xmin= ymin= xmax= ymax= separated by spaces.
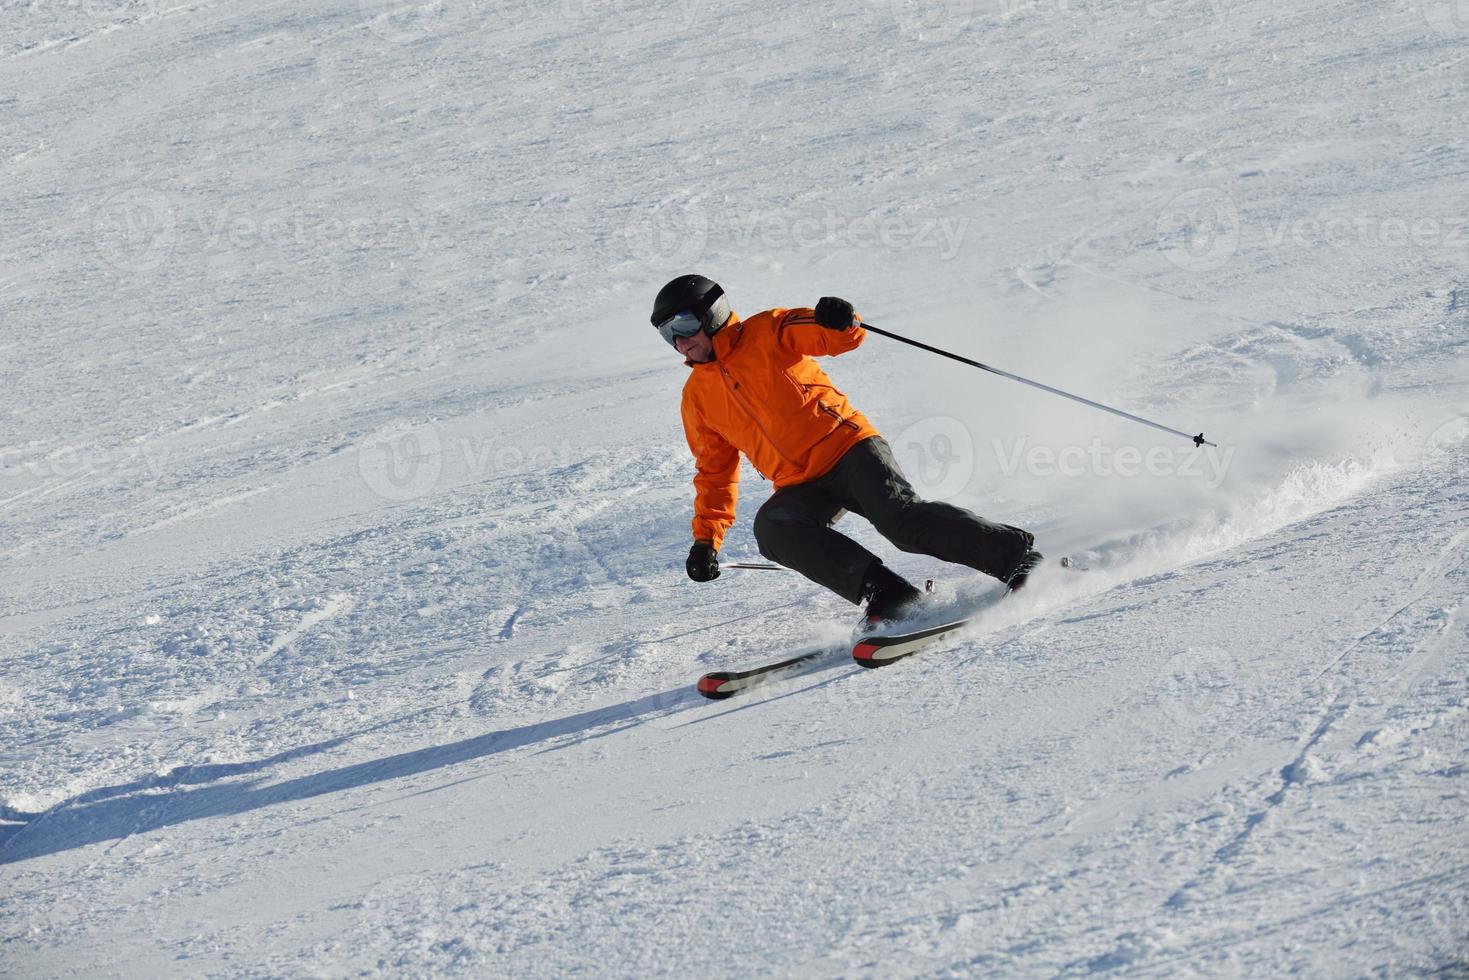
xmin=3 ymin=0 xmax=1468 ymax=974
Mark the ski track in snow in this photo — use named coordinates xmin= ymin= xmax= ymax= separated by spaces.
xmin=255 ymin=592 xmax=356 ymax=667
xmin=2 ymin=0 xmax=1468 ymax=973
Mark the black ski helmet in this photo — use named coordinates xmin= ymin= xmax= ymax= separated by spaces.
xmin=651 ymin=274 xmax=731 ymax=336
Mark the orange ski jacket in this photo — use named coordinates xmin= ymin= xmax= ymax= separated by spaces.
xmin=681 ymin=307 xmax=880 ymax=550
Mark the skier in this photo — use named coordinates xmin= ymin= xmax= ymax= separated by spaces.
xmin=654 ymin=274 xmax=1042 ymax=626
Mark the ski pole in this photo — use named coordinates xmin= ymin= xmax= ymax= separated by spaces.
xmin=861 ymin=322 xmax=1216 ymax=448
xmin=725 ymin=562 xmax=785 ymax=571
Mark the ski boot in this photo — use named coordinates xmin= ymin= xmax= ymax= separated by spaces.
xmin=860 ymin=561 xmax=925 ymax=630
xmin=1004 ymin=550 xmax=1044 ymax=592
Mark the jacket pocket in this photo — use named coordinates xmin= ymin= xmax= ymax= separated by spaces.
xmin=781 ymin=369 xmax=809 ymax=399
xmin=818 ymin=400 xmax=861 ymax=430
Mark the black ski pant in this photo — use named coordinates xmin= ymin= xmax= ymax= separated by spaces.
xmin=753 ymin=436 xmax=1033 ymax=603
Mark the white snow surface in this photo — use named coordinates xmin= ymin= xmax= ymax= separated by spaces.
xmin=3 ymin=0 xmax=1468 ymax=974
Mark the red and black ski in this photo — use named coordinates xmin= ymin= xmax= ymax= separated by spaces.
xmin=696 ymin=647 xmax=831 ymax=700
xmin=698 ymin=558 xmax=1088 ymax=694
xmin=851 ymin=619 xmax=971 ymax=668
xmin=852 ymin=555 xmax=1087 ymax=667
xmin=696 ymin=619 xmax=971 ymax=698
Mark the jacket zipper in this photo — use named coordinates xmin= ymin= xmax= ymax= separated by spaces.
xmin=719 ymin=365 xmax=803 ymax=472
xmin=818 ymin=400 xmax=861 ymax=430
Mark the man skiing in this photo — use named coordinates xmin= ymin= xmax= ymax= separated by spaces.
xmin=654 ymin=274 xmax=1041 ymax=626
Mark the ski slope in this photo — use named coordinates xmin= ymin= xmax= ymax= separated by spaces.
xmin=2 ymin=0 xmax=1467 ymax=973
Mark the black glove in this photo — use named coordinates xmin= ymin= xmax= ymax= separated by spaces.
xmin=686 ymin=540 xmax=720 ymax=582
xmin=814 ymin=296 xmax=855 ymax=331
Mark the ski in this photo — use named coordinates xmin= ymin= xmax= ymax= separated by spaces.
xmin=700 ymin=557 xmax=1088 ymax=695
xmin=851 ymin=555 xmax=1087 ymax=668
xmin=696 ymin=647 xmax=831 ymax=700
xmin=851 ymin=618 xmax=971 ymax=668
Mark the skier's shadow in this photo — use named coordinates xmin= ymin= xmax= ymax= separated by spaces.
xmin=0 ymin=683 xmax=701 ymax=865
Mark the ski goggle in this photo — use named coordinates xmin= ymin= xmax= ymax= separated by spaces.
xmin=655 ymin=310 xmax=705 ymax=347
